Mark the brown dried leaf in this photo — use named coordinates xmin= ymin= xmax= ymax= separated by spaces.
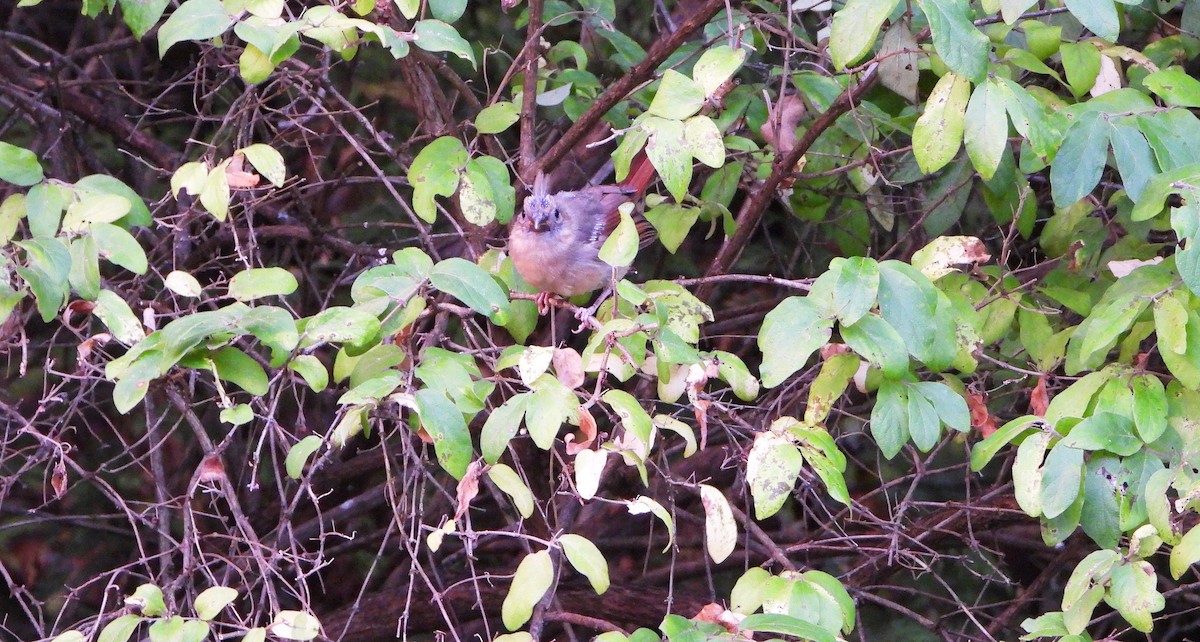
xmin=1029 ymin=374 xmax=1049 ymax=418
xmin=566 ymin=407 xmax=598 ymax=455
xmin=198 ymin=454 xmax=226 ymax=483
xmin=693 ymin=603 xmax=746 ymax=636
xmin=77 ymin=333 xmax=112 ymax=364
xmin=454 ymin=459 xmax=486 ymax=521
xmin=63 ymin=300 xmax=95 ymax=329
xmin=553 ymin=347 xmax=585 ymax=389
xmin=819 ymin=343 xmax=850 ymax=360
xmin=968 ymin=390 xmax=999 ymax=438
xmin=50 ymin=459 xmax=67 ymax=499
xmin=686 ymin=363 xmax=711 ymax=450
xmin=225 ymin=154 xmax=261 ymax=189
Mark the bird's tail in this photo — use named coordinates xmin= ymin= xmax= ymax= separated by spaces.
xmin=618 ymin=149 xmax=657 ymax=198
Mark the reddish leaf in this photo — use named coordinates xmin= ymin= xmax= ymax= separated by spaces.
xmin=454 ymin=459 xmax=486 ymax=520
xmin=1030 ymin=374 xmax=1049 ymax=417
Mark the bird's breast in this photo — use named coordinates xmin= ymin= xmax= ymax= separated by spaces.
xmin=508 ymin=227 xmax=621 ymax=297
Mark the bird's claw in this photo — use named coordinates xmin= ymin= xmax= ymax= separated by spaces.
xmin=535 ymin=292 xmax=556 ymax=315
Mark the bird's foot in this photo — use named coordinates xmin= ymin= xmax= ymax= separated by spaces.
xmin=572 ymin=287 xmax=612 ymax=333
xmin=535 ymin=291 xmax=557 ymax=315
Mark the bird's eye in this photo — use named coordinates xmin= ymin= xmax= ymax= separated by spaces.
xmin=553 ymin=210 xmax=560 ymax=219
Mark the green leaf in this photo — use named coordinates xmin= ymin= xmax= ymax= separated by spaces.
xmin=285 ymin=434 xmax=324 ymax=480
xmin=1051 ymin=112 xmax=1110 ymax=207
xmin=165 ymin=270 xmax=204 ymax=297
xmin=239 ymin=143 xmax=286 ymax=187
xmin=188 ymin=346 xmax=269 ymax=395
xmin=1108 ymin=124 xmax=1157 ymax=202
xmin=0 ymin=141 xmax=44 ymax=186
xmin=475 ymin=101 xmax=520 ymax=134
xmin=1060 ymin=42 xmax=1101 ymax=98
xmin=758 ymin=297 xmax=833 ymax=388
xmin=914 ymin=381 xmax=970 ymax=431
xmin=414 ymin=389 xmax=472 ymax=479
xmin=480 ymin=395 xmax=528 ymax=463
xmin=839 ymin=314 xmax=908 ymax=379
xmin=157 ymin=0 xmax=233 ymax=57
xmin=739 ymin=614 xmax=837 ymax=642
xmin=906 ymin=383 xmax=941 ymax=451
xmin=643 ymin=203 xmax=699 ymax=254
xmin=970 ymin=415 xmax=1039 ymax=471
xmin=912 ymin=71 xmax=969 ymax=174
xmin=1000 ymin=0 xmax=1038 ymax=23
xmin=429 ymin=257 xmax=511 ymax=324
xmin=220 ymin=403 xmax=253 ymax=425
xmin=91 ymin=222 xmax=148 ymax=274
xmin=918 ymin=0 xmax=990 ymax=83
xmin=644 ymin=117 xmax=691 ymax=202
xmin=69 ymin=236 xmax=100 ymax=301
xmin=684 ymin=115 xmax=724 ymax=168
xmin=871 ymin=380 xmax=910 ymax=459
xmin=699 ymin=484 xmax=737 ymax=563
xmin=199 ymin=158 xmax=230 ymax=220
xmin=830 ymin=0 xmax=900 ymax=70
xmin=501 ymin=550 xmax=554 ymax=630
xmin=95 ymin=289 xmax=146 ymax=345
xmin=527 ymin=377 xmax=578 ymax=449
xmin=603 ymin=388 xmax=652 ymax=449
xmin=50 ymin=632 xmax=86 ymax=642
xmin=302 ymin=306 xmax=381 ymax=349
xmin=413 ymin=20 xmax=476 ymax=67
xmin=598 ymin=204 xmax=639 ymax=267
xmin=118 ymin=0 xmax=171 ymax=37
xmin=97 ymin=615 xmax=142 ymax=642
xmin=831 ymin=257 xmax=879 ymax=326
xmin=229 ymin=267 xmax=298 ymax=301
xmin=1171 ymin=523 xmax=1200 ymax=579
xmin=459 ymin=160 xmax=497 ymax=226
xmin=1014 ymin=430 xmax=1050 ymax=516
xmin=647 ymin=70 xmax=704 ymax=120
xmin=1061 ymin=412 xmax=1141 ymax=456
xmin=1108 ymin=561 xmax=1164 ymax=632
xmin=194 ymin=586 xmax=238 ymax=621
xmin=964 ymin=79 xmax=1008 ymax=180
xmin=559 ymin=533 xmax=610 ymax=593
xmin=269 ymin=611 xmax=321 ymax=641
xmin=26 ymin=183 xmax=63 ymax=237
xmin=1040 ymin=442 xmax=1084 ymax=519
xmin=878 ymin=20 xmax=920 ymax=102
xmin=408 ymin=136 xmax=468 ymax=223
xmin=429 ymin=0 xmax=466 ymax=21
xmin=746 ymin=431 xmax=803 ymax=519
xmin=287 ymin=355 xmax=329 ymax=392
xmin=713 ymin=350 xmax=760 ymax=401
xmin=693 ymin=45 xmax=746 ymax=96
xmin=1062 ymin=0 xmax=1119 ymax=42
xmin=127 ymin=583 xmax=166 ymax=616
xmin=487 ymin=463 xmax=534 ymax=518
xmin=0 ymin=194 xmax=24 ymax=244
xmin=1144 ymin=67 xmax=1200 ymax=111
xmin=1132 ymin=374 xmax=1168 ymax=442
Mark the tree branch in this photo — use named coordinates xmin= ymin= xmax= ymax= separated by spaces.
xmin=519 ymin=0 xmax=727 ymax=185
xmin=697 ymin=67 xmax=880 ymax=300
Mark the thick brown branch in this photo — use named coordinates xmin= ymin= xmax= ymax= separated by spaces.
xmin=697 ymin=67 xmax=880 ymax=300
xmin=519 ymin=0 xmax=726 ymax=185
xmin=520 ymin=0 xmax=544 ymax=175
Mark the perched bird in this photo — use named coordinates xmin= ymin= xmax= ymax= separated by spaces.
xmin=509 ymin=156 xmax=656 ymax=315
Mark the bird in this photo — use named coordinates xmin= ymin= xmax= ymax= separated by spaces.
xmin=508 ymin=154 xmax=657 ymax=316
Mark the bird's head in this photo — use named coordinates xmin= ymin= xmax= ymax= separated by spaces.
xmin=521 ymin=172 xmax=561 ymax=233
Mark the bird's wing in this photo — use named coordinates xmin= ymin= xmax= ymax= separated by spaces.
xmin=560 ymin=185 xmax=657 ymax=250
